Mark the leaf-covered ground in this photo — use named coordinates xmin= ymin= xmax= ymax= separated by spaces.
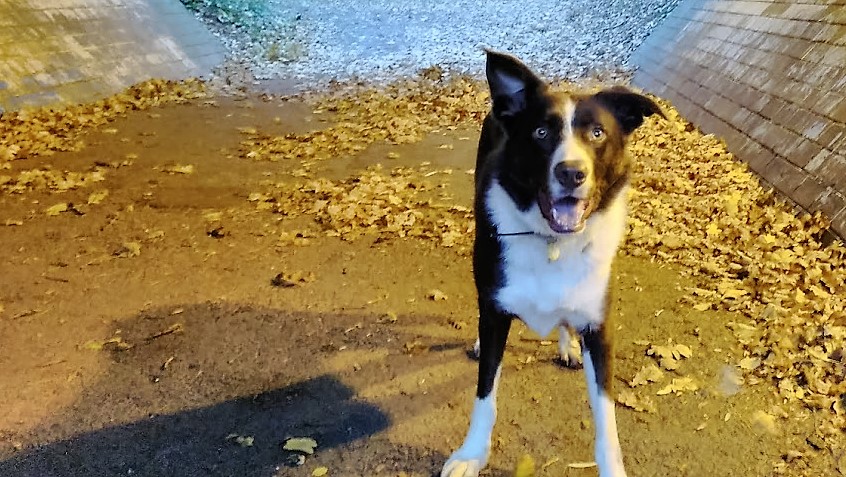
xmin=0 ymin=78 xmax=844 ymax=476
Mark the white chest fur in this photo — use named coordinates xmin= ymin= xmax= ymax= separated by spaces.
xmin=486 ymin=182 xmax=628 ymax=337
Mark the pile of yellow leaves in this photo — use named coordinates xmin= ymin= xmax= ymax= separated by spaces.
xmin=239 ymin=77 xmax=488 ymax=165
xmin=627 ymin=103 xmax=846 ymax=442
xmin=257 ymin=165 xmax=474 ymax=253
xmin=0 ymin=79 xmax=206 ymax=193
xmin=0 ymin=166 xmax=107 ymax=194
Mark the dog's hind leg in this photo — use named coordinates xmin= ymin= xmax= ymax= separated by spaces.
xmin=557 ymin=325 xmax=582 ymax=368
xmin=581 ymin=324 xmax=627 ymax=477
xmin=442 ymin=305 xmax=512 ymax=477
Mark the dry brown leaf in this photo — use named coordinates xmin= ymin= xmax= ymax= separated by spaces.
xmin=428 ymin=289 xmax=448 ymax=301
xmin=0 ymin=79 xmax=205 ymax=167
xmin=647 ymin=342 xmax=693 ymax=371
xmin=751 ymin=410 xmax=778 ymax=434
xmin=738 ymin=357 xmax=761 ymax=371
xmin=162 ymin=164 xmax=195 ymax=174
xmin=617 ymin=389 xmax=657 ymax=413
xmin=629 ymin=363 xmax=664 ymax=387
xmin=87 ymin=189 xmax=109 ymax=205
xmin=45 ymin=203 xmax=69 ymax=216
xmin=656 ymin=377 xmax=699 ymax=396
xmin=114 ymin=242 xmax=142 ymax=258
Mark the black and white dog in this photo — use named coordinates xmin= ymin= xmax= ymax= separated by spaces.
xmin=441 ymin=51 xmax=664 ymax=477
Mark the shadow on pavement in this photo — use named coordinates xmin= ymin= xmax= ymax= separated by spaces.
xmin=0 ymin=375 xmax=394 ymax=477
xmin=0 ymin=302 xmax=463 ymax=476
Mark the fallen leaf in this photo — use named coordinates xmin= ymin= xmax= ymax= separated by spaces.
xmin=225 ymin=434 xmax=255 ymax=447
xmin=162 ymin=164 xmax=195 ymax=174
xmin=87 ymin=189 xmax=109 ymax=205
xmin=82 ymin=336 xmax=133 ymax=352
xmin=751 ymin=410 xmax=777 ymax=434
xmin=203 ymin=211 xmax=223 ymax=221
xmin=629 ymin=363 xmax=664 ymax=387
xmin=657 ymin=377 xmax=699 ymax=395
xmin=45 ymin=203 xmax=69 ymax=216
xmin=146 ymin=323 xmax=184 ymax=341
xmin=617 ymin=389 xmax=657 ymax=413
xmin=428 ymin=289 xmax=448 ymax=301
xmin=114 ymin=242 xmax=141 ymax=258
xmin=738 ymin=357 xmax=761 ymax=371
xmin=674 ymin=344 xmax=693 ymax=358
xmin=647 ymin=343 xmax=693 ymax=371
xmin=82 ymin=340 xmax=103 ymax=351
xmin=403 ymin=340 xmax=429 ymax=355
xmin=207 ymin=226 xmax=227 ymax=239
xmin=377 ymin=311 xmax=398 ymax=324
xmin=283 ymin=437 xmax=317 ymax=455
xmin=271 ymin=271 xmax=315 ymax=288
xmin=513 ymin=454 xmax=535 ymax=477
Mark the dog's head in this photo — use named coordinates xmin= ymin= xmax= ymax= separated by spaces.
xmin=485 ymin=50 xmax=664 ymax=234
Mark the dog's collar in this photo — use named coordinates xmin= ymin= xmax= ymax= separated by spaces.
xmin=493 ymin=231 xmax=537 ymax=237
xmin=492 ymin=230 xmax=567 ymax=262
xmin=492 ymin=230 xmax=559 ymax=242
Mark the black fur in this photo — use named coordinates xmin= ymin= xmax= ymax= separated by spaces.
xmin=471 ymin=51 xmax=662 ymax=402
xmin=582 ymin=325 xmax=612 ymax=391
xmin=445 ymin=50 xmax=664 ymax=477
xmin=593 ymin=86 xmax=666 ymax=135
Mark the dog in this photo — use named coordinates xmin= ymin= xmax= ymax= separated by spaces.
xmin=441 ymin=51 xmax=664 ymax=477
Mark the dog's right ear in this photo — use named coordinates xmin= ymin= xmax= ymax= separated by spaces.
xmin=485 ymin=50 xmax=544 ymax=119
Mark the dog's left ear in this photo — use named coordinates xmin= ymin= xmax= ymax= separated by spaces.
xmin=485 ymin=49 xmax=545 ymax=119
xmin=593 ymin=86 xmax=665 ymax=135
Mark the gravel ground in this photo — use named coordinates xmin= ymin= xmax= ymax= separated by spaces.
xmin=190 ymin=0 xmax=682 ymax=89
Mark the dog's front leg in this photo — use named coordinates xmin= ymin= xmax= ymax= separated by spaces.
xmin=442 ymin=304 xmax=512 ymax=477
xmin=582 ymin=325 xmax=627 ymax=477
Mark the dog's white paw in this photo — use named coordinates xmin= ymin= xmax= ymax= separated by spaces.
xmin=556 ymin=326 xmax=582 ymax=368
xmin=440 ymin=454 xmax=486 ymax=477
xmin=471 ymin=338 xmax=481 ymax=359
xmin=558 ymin=346 xmax=582 ymax=368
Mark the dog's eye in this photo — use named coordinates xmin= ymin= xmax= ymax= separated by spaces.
xmin=533 ymin=127 xmax=548 ymax=140
xmin=589 ymin=126 xmax=605 ymax=141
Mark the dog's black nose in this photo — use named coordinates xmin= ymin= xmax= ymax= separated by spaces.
xmin=554 ymin=162 xmax=587 ymax=189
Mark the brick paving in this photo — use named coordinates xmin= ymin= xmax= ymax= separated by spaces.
xmin=631 ymin=0 xmax=846 ymax=238
xmin=0 ymin=0 xmax=224 ymax=112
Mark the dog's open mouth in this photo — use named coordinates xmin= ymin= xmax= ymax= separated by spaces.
xmin=538 ymin=191 xmax=589 ymax=234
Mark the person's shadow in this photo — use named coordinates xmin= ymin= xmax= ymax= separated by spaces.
xmin=1 ymin=375 xmax=393 ymax=477
xmin=0 ymin=302 xmax=471 ymax=477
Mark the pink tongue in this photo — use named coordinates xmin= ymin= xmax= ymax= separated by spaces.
xmin=551 ymin=201 xmax=586 ymax=231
